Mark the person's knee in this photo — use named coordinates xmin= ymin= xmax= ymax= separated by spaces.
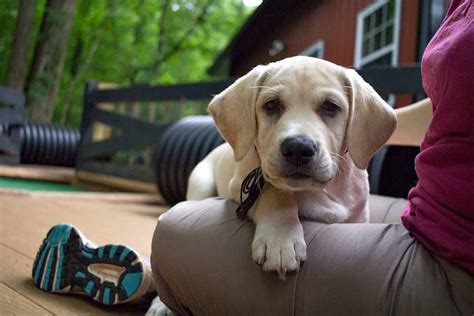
xmin=150 ymin=198 xmax=255 ymax=314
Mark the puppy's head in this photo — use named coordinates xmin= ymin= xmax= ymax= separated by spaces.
xmin=209 ymin=56 xmax=396 ymax=191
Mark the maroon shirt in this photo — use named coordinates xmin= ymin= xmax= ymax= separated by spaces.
xmin=402 ymin=0 xmax=474 ymax=273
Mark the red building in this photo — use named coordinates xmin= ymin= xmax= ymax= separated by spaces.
xmin=209 ymin=0 xmax=449 ymax=78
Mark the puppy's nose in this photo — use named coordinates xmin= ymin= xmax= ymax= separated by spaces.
xmin=280 ymin=135 xmax=317 ymax=166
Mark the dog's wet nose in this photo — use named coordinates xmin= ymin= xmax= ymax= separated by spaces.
xmin=281 ymin=135 xmax=317 ymax=166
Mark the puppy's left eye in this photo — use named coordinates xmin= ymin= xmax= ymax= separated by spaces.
xmin=320 ymin=101 xmax=340 ymax=117
xmin=263 ymin=99 xmax=282 ymax=114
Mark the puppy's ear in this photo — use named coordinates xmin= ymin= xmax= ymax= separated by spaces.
xmin=345 ymin=69 xmax=397 ymax=169
xmin=208 ymin=65 xmax=267 ymax=161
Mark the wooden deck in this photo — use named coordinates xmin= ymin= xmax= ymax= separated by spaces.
xmin=0 ymin=189 xmax=168 ymax=315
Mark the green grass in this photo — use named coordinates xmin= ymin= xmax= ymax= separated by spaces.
xmin=0 ymin=177 xmax=84 ymax=192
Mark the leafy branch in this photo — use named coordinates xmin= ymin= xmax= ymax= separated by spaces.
xmin=131 ymin=0 xmax=215 ymax=83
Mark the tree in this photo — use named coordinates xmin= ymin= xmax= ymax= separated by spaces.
xmin=0 ymin=0 xmax=254 ymax=126
xmin=5 ymin=0 xmax=37 ymax=91
xmin=26 ymin=0 xmax=75 ymax=123
xmin=129 ymin=0 xmax=217 ymax=83
xmin=54 ymin=0 xmax=253 ymax=127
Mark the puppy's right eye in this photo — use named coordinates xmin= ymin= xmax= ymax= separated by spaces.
xmin=263 ymin=99 xmax=281 ymax=114
xmin=320 ymin=101 xmax=340 ymax=117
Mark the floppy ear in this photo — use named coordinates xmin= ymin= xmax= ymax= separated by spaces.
xmin=345 ymin=69 xmax=397 ymax=169
xmin=208 ymin=65 xmax=267 ymax=161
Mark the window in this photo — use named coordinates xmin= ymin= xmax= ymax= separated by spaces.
xmin=300 ymin=39 xmax=325 ymax=59
xmin=354 ymin=0 xmax=401 ymax=68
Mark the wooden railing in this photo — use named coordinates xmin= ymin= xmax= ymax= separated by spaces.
xmin=0 ymin=86 xmax=26 ymax=164
xmin=76 ymin=64 xmax=424 ymax=189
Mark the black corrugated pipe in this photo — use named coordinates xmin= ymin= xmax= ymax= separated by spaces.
xmin=16 ymin=123 xmax=81 ymax=167
xmin=155 ymin=116 xmax=224 ymax=205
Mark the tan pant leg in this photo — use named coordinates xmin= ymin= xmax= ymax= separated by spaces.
xmin=151 ymin=198 xmax=473 ymax=315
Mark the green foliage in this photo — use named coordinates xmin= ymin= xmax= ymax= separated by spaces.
xmin=1 ymin=0 xmax=47 ymax=84
xmin=0 ymin=0 xmax=20 ymax=81
xmin=1 ymin=0 xmax=253 ymax=127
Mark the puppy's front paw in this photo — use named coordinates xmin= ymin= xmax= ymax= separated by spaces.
xmin=252 ymin=221 xmax=306 ymax=279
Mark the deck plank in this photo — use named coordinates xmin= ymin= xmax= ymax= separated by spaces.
xmin=0 ymin=193 xmax=168 ymax=314
xmin=0 ymin=189 xmax=164 ymax=204
xmin=0 ymin=282 xmax=52 ymax=315
xmin=0 ymin=194 xmax=166 ymax=257
xmin=0 ymin=165 xmax=74 ymax=183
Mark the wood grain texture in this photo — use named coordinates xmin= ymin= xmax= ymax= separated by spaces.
xmin=0 ymin=192 xmax=168 ymax=314
xmin=76 ymin=171 xmax=158 ymax=193
xmin=0 ymin=282 xmax=52 ymax=315
xmin=0 ymin=165 xmax=75 ymax=183
xmin=0 ymin=188 xmax=164 ymax=204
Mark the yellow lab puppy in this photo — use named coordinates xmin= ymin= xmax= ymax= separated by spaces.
xmin=186 ymin=56 xmax=396 ymax=277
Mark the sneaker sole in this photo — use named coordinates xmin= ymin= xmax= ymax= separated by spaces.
xmin=32 ymin=224 xmax=146 ymax=305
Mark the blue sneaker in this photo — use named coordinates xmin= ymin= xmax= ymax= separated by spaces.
xmin=32 ymin=224 xmax=154 ymax=305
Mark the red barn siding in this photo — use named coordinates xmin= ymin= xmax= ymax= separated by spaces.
xmin=399 ymin=0 xmax=420 ymax=63
xmin=232 ymin=0 xmax=420 ymax=77
xmin=398 ymin=0 xmax=420 ymax=107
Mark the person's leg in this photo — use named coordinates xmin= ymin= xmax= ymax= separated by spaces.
xmin=151 ymin=198 xmax=474 ymax=315
xmin=32 ymin=224 xmax=155 ymax=305
xmin=368 ymin=194 xmax=407 ymax=224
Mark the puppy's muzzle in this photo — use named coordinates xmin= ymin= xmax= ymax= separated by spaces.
xmin=280 ymin=135 xmax=317 ymax=167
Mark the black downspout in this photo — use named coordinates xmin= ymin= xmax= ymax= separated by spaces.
xmin=415 ymin=0 xmax=447 ymax=100
xmin=417 ymin=0 xmax=447 ymax=61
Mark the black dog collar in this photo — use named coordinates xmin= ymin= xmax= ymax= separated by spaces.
xmin=236 ymin=167 xmax=266 ymax=220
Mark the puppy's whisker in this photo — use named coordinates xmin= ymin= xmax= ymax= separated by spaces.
xmin=330 ymin=152 xmax=347 ymax=165
xmin=331 ymin=160 xmax=343 ymax=176
xmin=263 ymin=69 xmax=284 ymax=86
xmin=330 ymin=152 xmax=345 ymax=160
xmin=329 ymin=154 xmax=341 ymax=169
xmin=250 ymin=85 xmax=279 ymax=93
xmin=330 ymin=152 xmax=347 ymax=175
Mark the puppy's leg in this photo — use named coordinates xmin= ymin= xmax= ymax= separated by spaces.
xmin=251 ymin=185 xmax=306 ymax=278
xmin=186 ymin=143 xmax=235 ymax=200
xmin=186 ymin=157 xmax=217 ymax=200
xmin=186 ymin=144 xmax=226 ymax=200
xmin=146 ymin=296 xmax=174 ymax=316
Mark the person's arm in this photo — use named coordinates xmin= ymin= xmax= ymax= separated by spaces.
xmin=386 ymin=98 xmax=433 ymax=146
